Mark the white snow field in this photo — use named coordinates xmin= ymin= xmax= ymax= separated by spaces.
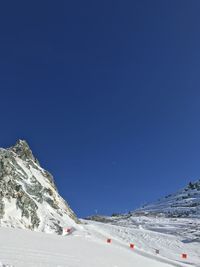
xmin=0 ymin=217 xmax=199 ymax=267
xmin=84 ymin=217 xmax=200 ymax=267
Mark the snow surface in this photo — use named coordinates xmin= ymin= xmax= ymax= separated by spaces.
xmin=0 ymin=217 xmax=199 ymax=267
xmin=1 ymin=141 xmax=199 ymax=266
xmin=84 ymin=216 xmax=200 ymax=266
xmin=135 ymin=180 xmax=200 ymax=217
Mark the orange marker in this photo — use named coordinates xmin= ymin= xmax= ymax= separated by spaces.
xmin=182 ymin=253 xmax=187 ymax=259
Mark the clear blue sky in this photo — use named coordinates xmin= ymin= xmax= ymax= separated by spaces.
xmin=1 ymin=1 xmax=200 ymax=217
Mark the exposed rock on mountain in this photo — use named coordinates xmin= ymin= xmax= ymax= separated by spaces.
xmin=135 ymin=180 xmax=200 ymax=218
xmin=0 ymin=140 xmax=79 ymax=234
xmin=87 ymin=180 xmax=200 ymax=224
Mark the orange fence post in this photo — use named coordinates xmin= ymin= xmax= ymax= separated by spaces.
xmin=182 ymin=254 xmax=187 ymax=259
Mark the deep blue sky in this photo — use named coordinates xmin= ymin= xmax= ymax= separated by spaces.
xmin=1 ymin=1 xmax=200 ymax=217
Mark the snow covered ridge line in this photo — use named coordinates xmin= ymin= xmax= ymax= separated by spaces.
xmin=0 ymin=139 xmax=79 ymax=235
xmin=86 ymin=179 xmax=200 ymax=221
xmin=135 ymin=179 xmax=200 ymax=218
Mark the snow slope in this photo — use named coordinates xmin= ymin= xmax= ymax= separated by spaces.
xmin=135 ymin=180 xmax=200 ymax=218
xmin=84 ymin=216 xmax=200 ymax=267
xmin=86 ymin=180 xmax=200 ymax=266
xmin=0 ymin=224 xmax=190 ymax=267
xmin=0 ymin=141 xmax=199 ymax=266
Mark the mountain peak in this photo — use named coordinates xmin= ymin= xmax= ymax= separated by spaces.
xmin=10 ymin=139 xmax=36 ymax=162
xmin=0 ymin=140 xmax=79 ymax=234
xmin=16 ymin=139 xmax=29 ymax=146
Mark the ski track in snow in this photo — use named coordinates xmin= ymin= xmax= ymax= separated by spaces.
xmin=0 ymin=218 xmax=199 ymax=267
xmin=1 ymin=141 xmax=199 ymax=267
xmin=82 ymin=217 xmax=200 ymax=267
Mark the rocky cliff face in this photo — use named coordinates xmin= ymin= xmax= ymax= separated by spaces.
xmin=0 ymin=140 xmax=79 ymax=234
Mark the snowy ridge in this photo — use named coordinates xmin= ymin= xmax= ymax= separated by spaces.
xmin=0 ymin=140 xmax=79 ymax=234
xmin=135 ymin=180 xmax=200 ymax=218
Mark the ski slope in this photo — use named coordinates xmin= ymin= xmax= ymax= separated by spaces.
xmin=0 ymin=219 xmax=198 ymax=267
xmin=84 ymin=217 xmax=200 ymax=267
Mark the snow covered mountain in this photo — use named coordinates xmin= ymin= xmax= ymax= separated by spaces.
xmin=134 ymin=180 xmax=200 ymax=218
xmin=0 ymin=140 xmax=78 ymax=234
xmin=87 ymin=180 xmax=200 ymax=222
xmin=0 ymin=141 xmax=199 ymax=267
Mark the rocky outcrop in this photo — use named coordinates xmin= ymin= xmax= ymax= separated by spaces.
xmin=0 ymin=140 xmax=79 ymax=234
xmin=133 ymin=180 xmax=200 ymax=218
